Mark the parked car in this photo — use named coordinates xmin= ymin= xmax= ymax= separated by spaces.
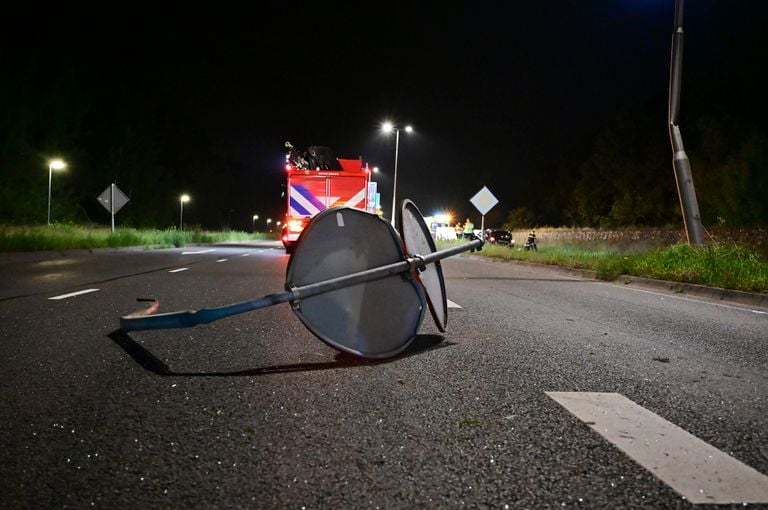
xmin=484 ymin=229 xmax=514 ymax=246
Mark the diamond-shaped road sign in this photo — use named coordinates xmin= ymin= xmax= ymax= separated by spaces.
xmin=97 ymin=184 xmax=129 ymax=213
xmin=470 ymin=186 xmax=499 ymax=216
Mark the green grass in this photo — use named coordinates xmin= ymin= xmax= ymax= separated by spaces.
xmin=0 ymin=224 xmax=276 ymax=252
xmin=631 ymin=243 xmax=768 ymax=293
xmin=440 ymin=240 xmax=768 ymax=294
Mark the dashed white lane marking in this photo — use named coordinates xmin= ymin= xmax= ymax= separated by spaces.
xmin=216 ymin=258 xmax=228 ymax=262
xmin=241 ymin=253 xmax=251 ymax=257
xmin=181 ymin=249 xmax=215 ymax=255
xmin=447 ymin=299 xmax=462 ymax=309
xmin=547 ymin=392 xmax=768 ymax=504
xmin=168 ymin=268 xmax=189 ymax=273
xmin=49 ymin=289 xmax=100 ymax=300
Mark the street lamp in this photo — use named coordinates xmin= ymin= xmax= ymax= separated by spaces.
xmin=266 ymin=218 xmax=272 ymax=232
xmin=381 ymin=122 xmax=413 ymax=226
xmin=253 ymin=214 xmax=259 ymax=231
xmin=47 ymin=159 xmax=66 ymax=225
xmin=179 ymin=194 xmax=190 ymax=230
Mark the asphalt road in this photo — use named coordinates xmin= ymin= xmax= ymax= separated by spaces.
xmin=0 ymin=242 xmax=766 ymax=509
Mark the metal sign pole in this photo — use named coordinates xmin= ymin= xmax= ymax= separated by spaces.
xmin=110 ymin=183 xmax=115 ymax=232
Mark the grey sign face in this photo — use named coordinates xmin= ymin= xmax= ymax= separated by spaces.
xmin=285 ymin=207 xmax=425 ymax=358
xmin=399 ymin=200 xmax=448 ymax=332
xmin=97 ymin=184 xmax=130 ymax=213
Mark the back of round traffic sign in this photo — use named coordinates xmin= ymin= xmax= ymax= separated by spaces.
xmin=398 ymin=199 xmax=448 ymax=332
xmin=285 ymin=207 xmax=426 ymax=358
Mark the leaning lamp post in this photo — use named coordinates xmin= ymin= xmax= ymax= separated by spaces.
xmin=381 ymin=122 xmax=413 ymax=227
xmin=47 ymin=158 xmax=66 ymax=225
xmin=179 ymin=194 xmax=190 ymax=230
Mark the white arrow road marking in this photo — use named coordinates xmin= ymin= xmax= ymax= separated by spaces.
xmin=168 ymin=268 xmax=188 ymax=273
xmin=181 ymin=249 xmax=215 ymax=255
xmin=447 ymin=299 xmax=462 ymax=309
xmin=49 ymin=289 xmax=100 ymax=300
xmin=546 ymin=392 xmax=768 ymax=504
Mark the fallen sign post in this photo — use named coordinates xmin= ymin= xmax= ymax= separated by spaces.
xmin=120 ymin=200 xmax=482 ymax=359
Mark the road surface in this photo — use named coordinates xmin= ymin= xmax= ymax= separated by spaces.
xmin=1 ymin=243 xmax=766 ymax=508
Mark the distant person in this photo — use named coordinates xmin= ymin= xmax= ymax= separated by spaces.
xmin=463 ymin=218 xmax=474 ymax=239
xmin=525 ymin=229 xmax=537 ymax=251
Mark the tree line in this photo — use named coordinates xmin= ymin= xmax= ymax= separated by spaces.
xmin=503 ymin=107 xmax=768 ymax=231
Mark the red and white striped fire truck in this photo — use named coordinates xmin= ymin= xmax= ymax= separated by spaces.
xmin=281 ymin=144 xmax=373 ymax=254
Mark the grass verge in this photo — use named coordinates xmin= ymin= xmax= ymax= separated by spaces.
xmin=439 ymin=241 xmax=768 ymax=294
xmin=0 ymin=224 xmax=275 ymax=252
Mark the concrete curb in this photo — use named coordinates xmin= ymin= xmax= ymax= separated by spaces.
xmin=612 ymin=274 xmax=768 ymax=308
xmin=463 ymin=254 xmax=768 ymax=310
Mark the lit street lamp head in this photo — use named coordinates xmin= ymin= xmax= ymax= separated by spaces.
xmin=49 ymin=159 xmax=66 ymax=171
xmin=381 ymin=122 xmax=413 ymax=135
xmin=180 ymin=194 xmax=190 ymax=203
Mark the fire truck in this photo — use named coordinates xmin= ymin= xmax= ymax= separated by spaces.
xmin=281 ymin=144 xmax=373 ymax=253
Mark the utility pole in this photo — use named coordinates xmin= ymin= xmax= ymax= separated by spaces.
xmin=668 ymin=0 xmax=705 ymax=245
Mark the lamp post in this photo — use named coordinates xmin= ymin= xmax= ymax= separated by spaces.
xmin=253 ymin=214 xmax=259 ymax=231
xmin=266 ymin=218 xmax=272 ymax=232
xmin=47 ymin=159 xmax=66 ymax=225
xmin=668 ymin=0 xmax=704 ymax=245
xmin=179 ymin=194 xmax=190 ymax=230
xmin=381 ymin=122 xmax=413 ymax=226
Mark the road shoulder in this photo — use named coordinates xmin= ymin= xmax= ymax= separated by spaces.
xmin=463 ymin=254 xmax=768 ymax=310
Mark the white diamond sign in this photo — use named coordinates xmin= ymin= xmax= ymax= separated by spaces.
xmin=97 ymin=184 xmax=130 ymax=213
xmin=470 ymin=186 xmax=498 ymax=216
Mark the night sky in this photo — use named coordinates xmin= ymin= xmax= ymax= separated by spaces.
xmin=3 ymin=1 xmax=767 ymax=229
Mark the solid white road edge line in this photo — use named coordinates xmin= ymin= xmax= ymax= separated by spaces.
xmin=546 ymin=391 xmax=768 ymax=504
xmin=168 ymin=268 xmax=188 ymax=273
xmin=604 ymin=282 xmax=767 ymax=316
xmin=49 ymin=289 xmax=100 ymax=300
